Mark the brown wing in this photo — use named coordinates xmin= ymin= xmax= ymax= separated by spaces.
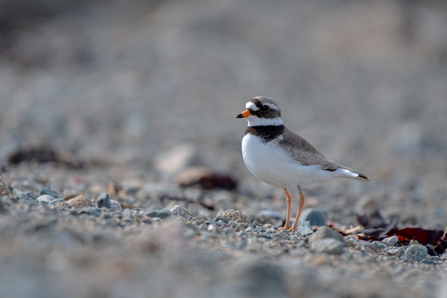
xmin=280 ymin=127 xmax=370 ymax=180
xmin=279 ymin=127 xmax=340 ymax=170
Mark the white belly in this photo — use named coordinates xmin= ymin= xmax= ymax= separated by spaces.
xmin=241 ymin=134 xmax=341 ymax=189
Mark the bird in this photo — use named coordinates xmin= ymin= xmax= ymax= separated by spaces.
xmin=237 ymin=96 xmax=370 ymax=232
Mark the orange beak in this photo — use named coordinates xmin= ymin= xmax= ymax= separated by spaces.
xmin=236 ymin=109 xmax=252 ymax=118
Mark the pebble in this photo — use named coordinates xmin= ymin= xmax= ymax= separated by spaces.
xmin=213 ymin=215 xmax=229 ymax=224
xmin=420 ymin=257 xmax=437 ymax=265
xmin=145 ymin=210 xmax=159 ymax=218
xmin=157 ymin=208 xmax=173 ymax=219
xmin=67 ymin=195 xmax=94 ymax=208
xmin=37 ymin=194 xmax=56 ymax=203
xmin=259 ymin=232 xmax=273 ymax=239
xmin=80 ymin=207 xmax=102 ymax=217
xmin=300 ymin=208 xmax=327 ymax=226
xmin=207 ymin=224 xmax=217 ymax=233
xmin=17 ymin=193 xmax=36 ymax=202
xmin=251 ymin=220 xmax=262 ymax=228
xmin=205 ymin=220 xmax=223 ymax=226
xmin=294 ymin=221 xmax=314 ymax=236
xmin=122 ymin=209 xmax=133 ymax=221
xmin=144 ymin=208 xmax=172 ymax=219
xmin=110 ymin=200 xmax=123 ymax=211
xmin=271 ymin=232 xmax=290 ymax=240
xmin=40 ymin=187 xmax=62 ymax=198
xmin=311 ymin=238 xmax=345 ymax=255
xmin=309 ymin=226 xmax=344 ymax=247
xmin=0 ymin=176 xmax=11 ymax=197
xmin=171 ymin=205 xmax=195 ymax=220
xmin=96 ymin=193 xmax=111 ymax=208
xmin=371 ymin=241 xmax=388 ymax=251
xmin=382 ymin=236 xmax=399 ymax=247
xmin=405 ymin=245 xmax=428 ymax=262
xmin=217 ymin=209 xmax=248 ymax=222
xmin=2 ymin=164 xmax=445 ymax=297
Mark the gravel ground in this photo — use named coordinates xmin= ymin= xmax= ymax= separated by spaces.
xmin=1 ymin=0 xmax=447 ymax=297
xmin=0 ymin=164 xmax=446 ymax=298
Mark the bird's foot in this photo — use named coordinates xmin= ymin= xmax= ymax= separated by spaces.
xmin=278 ymin=225 xmax=290 ymax=232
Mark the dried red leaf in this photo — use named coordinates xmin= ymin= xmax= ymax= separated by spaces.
xmin=358 ymin=235 xmax=378 ymax=242
xmin=386 ymin=228 xmax=444 ymax=246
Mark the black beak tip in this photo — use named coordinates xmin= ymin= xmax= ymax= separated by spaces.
xmin=236 ymin=114 xmax=243 ymax=118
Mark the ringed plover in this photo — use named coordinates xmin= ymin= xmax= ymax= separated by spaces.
xmin=237 ymin=96 xmax=370 ymax=232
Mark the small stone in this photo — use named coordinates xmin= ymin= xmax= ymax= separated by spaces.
xmin=18 ymin=193 xmax=36 ymax=201
xmin=56 ymin=202 xmax=72 ymax=209
xmin=171 ymin=205 xmax=194 ymax=220
xmin=96 ymin=193 xmax=111 ymax=208
xmin=300 ymin=209 xmax=327 ymax=226
xmin=110 ymin=200 xmax=122 ymax=211
xmin=67 ymin=195 xmax=94 ymax=208
xmin=251 ymin=220 xmax=262 ymax=228
xmin=382 ymin=236 xmax=398 ymax=246
xmin=213 ymin=215 xmax=229 ymax=224
xmin=206 ymin=220 xmax=223 ymax=226
xmin=309 ymin=226 xmax=345 ymax=247
xmin=37 ymin=194 xmax=57 ymax=203
xmin=421 ymin=257 xmax=437 ymax=265
xmin=145 ymin=210 xmax=159 ymax=218
xmin=50 ymin=199 xmax=65 ymax=205
xmin=245 ymin=226 xmax=255 ymax=233
xmin=217 ymin=209 xmax=248 ymax=223
xmin=387 ymin=248 xmax=400 ymax=255
xmin=371 ymin=241 xmax=388 ymax=251
xmin=0 ymin=176 xmax=11 ymax=197
xmin=259 ymin=232 xmax=273 ymax=239
xmin=80 ymin=207 xmax=102 ymax=217
xmin=122 ymin=209 xmax=133 ymax=221
xmin=40 ymin=187 xmax=61 ymax=198
xmin=294 ymin=221 xmax=314 ymax=236
xmin=157 ymin=208 xmax=173 ymax=219
xmin=271 ymin=232 xmax=290 ymax=240
xmin=405 ymin=245 xmax=428 ymax=262
xmin=311 ymin=238 xmax=345 ymax=255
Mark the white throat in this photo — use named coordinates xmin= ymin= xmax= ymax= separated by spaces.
xmin=246 ymin=116 xmax=284 ymax=127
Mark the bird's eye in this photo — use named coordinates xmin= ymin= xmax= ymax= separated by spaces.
xmin=260 ymin=105 xmax=270 ymax=112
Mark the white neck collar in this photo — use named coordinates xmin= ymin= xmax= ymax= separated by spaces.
xmin=246 ymin=117 xmax=284 ymax=127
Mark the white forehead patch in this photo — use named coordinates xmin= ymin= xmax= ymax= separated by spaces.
xmin=246 ymin=101 xmax=278 ymax=111
xmin=245 ymin=101 xmax=258 ymax=111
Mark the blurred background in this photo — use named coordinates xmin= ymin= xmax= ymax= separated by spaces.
xmin=1 ymin=0 xmax=447 ymax=224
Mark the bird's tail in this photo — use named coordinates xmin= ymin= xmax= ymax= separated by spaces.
xmin=338 ymin=167 xmax=371 ymax=182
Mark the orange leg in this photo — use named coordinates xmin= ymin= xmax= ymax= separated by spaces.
xmin=278 ymin=189 xmax=292 ymax=232
xmin=290 ymin=186 xmax=305 ymax=232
